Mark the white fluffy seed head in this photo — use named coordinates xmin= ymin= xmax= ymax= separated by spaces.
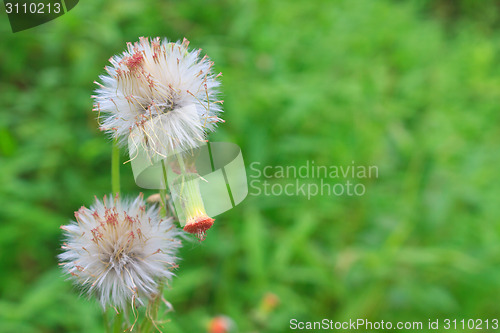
xmin=93 ymin=37 xmax=224 ymax=158
xmin=58 ymin=194 xmax=182 ymax=310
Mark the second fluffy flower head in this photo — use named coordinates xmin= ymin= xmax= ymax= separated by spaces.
xmin=59 ymin=194 xmax=182 ymax=310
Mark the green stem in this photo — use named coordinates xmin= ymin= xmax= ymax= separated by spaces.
xmin=112 ymin=311 xmax=124 ymax=333
xmin=175 ymin=152 xmax=186 ymax=173
xmin=182 ymin=177 xmax=205 ymax=219
xmin=162 ymin=159 xmax=169 ymax=188
xmin=160 ymin=161 xmax=169 ymax=217
xmin=140 ymin=282 xmax=165 ymax=332
xmin=174 ymin=153 xmax=187 ymax=198
xmin=112 ymin=141 xmax=121 ymax=195
xmin=159 ymin=188 xmax=167 ymax=218
xmin=103 ymin=310 xmax=111 ymax=333
xmin=171 ymin=152 xmax=210 ymax=226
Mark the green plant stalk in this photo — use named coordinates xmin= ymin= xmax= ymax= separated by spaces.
xmin=138 ymin=162 xmax=171 ymax=333
xmin=180 ymin=176 xmax=206 ymax=221
xmin=109 ymin=141 xmax=123 ymax=332
xmin=159 ymin=188 xmax=167 ymax=217
xmin=137 ymin=162 xmax=169 ymax=332
xmin=160 ymin=161 xmax=169 ymax=217
xmin=112 ymin=311 xmax=124 ymax=333
xmin=103 ymin=310 xmax=111 ymax=333
xmin=140 ymin=281 xmax=165 ymax=332
xmin=112 ymin=141 xmax=121 ymax=195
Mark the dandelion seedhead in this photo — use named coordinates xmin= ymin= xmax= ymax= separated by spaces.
xmin=58 ymin=194 xmax=182 ymax=310
xmin=93 ymin=37 xmax=224 ymax=159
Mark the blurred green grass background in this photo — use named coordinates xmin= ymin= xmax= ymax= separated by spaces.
xmin=2 ymin=0 xmax=500 ymax=332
